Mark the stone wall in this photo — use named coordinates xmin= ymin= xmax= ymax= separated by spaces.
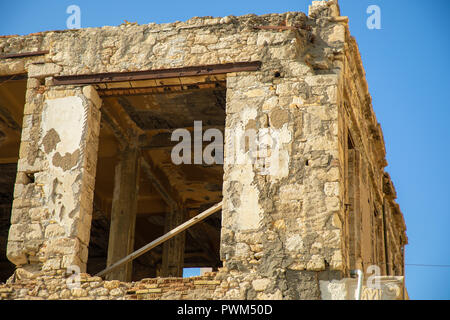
xmin=0 ymin=0 xmax=407 ymax=299
xmin=0 ymin=268 xmax=221 ymax=300
xmin=6 ymin=83 xmax=101 ymax=275
xmin=333 ymin=11 xmax=407 ymax=275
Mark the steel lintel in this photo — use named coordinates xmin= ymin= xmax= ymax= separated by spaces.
xmin=52 ymin=61 xmax=262 ymax=86
xmin=0 ymin=50 xmax=49 ymax=60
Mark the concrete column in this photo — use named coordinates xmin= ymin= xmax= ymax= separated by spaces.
xmin=7 ymin=84 xmax=102 ymax=274
xmin=160 ymin=206 xmax=185 ymax=277
xmin=106 ymin=145 xmax=140 ymax=281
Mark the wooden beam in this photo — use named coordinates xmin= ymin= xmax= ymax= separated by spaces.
xmin=100 ymin=107 xmax=129 ymax=148
xmin=105 ymin=146 xmax=141 ymax=281
xmin=140 ymin=156 xmax=178 ymax=208
xmin=52 ymin=61 xmax=262 ymax=86
xmin=96 ymin=201 xmax=222 ymax=278
xmin=0 ymin=157 xmax=19 ymax=164
xmin=160 ymin=206 xmax=186 ymax=277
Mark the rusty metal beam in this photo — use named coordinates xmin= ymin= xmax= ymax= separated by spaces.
xmin=96 ymin=81 xmax=226 ymax=97
xmin=52 ymin=61 xmax=262 ymax=86
xmin=0 ymin=50 xmax=49 ymax=59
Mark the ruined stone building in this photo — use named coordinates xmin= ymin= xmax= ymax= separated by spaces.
xmin=0 ymin=1 xmax=407 ymax=299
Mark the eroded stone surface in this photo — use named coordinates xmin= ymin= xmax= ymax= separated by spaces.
xmin=0 ymin=0 xmax=407 ymax=300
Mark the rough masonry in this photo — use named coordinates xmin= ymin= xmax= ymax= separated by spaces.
xmin=0 ymin=0 xmax=407 ymax=300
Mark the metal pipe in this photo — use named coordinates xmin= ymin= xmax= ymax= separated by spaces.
xmin=350 ymin=269 xmax=364 ymax=300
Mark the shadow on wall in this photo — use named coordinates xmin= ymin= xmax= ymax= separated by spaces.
xmin=0 ymin=163 xmax=17 ymax=283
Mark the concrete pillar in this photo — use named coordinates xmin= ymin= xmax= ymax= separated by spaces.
xmin=160 ymin=206 xmax=185 ymax=277
xmin=7 ymin=83 xmax=102 ymax=274
xmin=106 ymin=145 xmax=140 ymax=281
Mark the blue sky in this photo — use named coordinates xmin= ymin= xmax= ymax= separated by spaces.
xmin=1 ymin=0 xmax=449 ymax=300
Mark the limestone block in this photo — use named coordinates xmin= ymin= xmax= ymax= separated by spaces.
xmin=60 ymin=289 xmax=71 ymax=299
xmin=305 ymin=75 xmax=338 ymax=87
xmin=257 ymin=289 xmax=283 ymax=300
xmin=28 ymin=63 xmax=62 ymax=78
xmin=25 ymin=224 xmax=43 ymax=241
xmin=104 ymin=280 xmax=120 ymax=290
xmin=89 ymin=287 xmax=109 ymax=296
xmin=110 ymin=288 xmax=124 ymax=296
xmin=26 ymin=78 xmax=41 ymax=89
xmin=62 ymin=254 xmax=84 ymax=272
xmin=48 ymin=293 xmax=60 ymax=300
xmin=328 ymin=24 xmax=345 ymax=43
xmin=71 ymin=288 xmax=88 ymax=298
xmin=42 ymin=258 xmax=61 ymax=270
xmin=262 ymin=96 xmax=279 ymax=111
xmin=44 ymin=224 xmax=66 ymax=238
xmin=280 ymin=184 xmax=304 ymax=201
xmin=18 ymin=141 xmax=31 ymax=159
xmin=194 ymin=34 xmax=219 ymax=45
xmin=324 ymin=182 xmax=339 ymax=197
xmin=43 ymin=238 xmax=80 ymax=257
xmin=10 ymin=208 xmax=28 ymax=224
xmin=325 ymin=196 xmax=340 ymax=211
xmin=29 ymin=208 xmax=50 ymax=222
xmin=15 ymin=171 xmax=31 ymax=185
xmin=8 ymin=224 xmax=26 ymax=242
xmin=285 ymin=234 xmax=304 ymax=252
xmin=82 ymin=86 xmax=102 ymax=109
xmin=234 ymin=243 xmax=250 ymax=258
xmin=6 ymin=241 xmax=27 ymax=265
xmin=252 ymin=279 xmax=271 ymax=292
xmin=307 ymin=255 xmax=326 ymax=271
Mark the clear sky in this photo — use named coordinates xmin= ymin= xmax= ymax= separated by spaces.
xmin=1 ymin=0 xmax=449 ymax=300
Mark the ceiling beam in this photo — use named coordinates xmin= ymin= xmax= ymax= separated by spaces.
xmin=96 ymin=81 xmax=226 ymax=97
xmin=0 ymin=108 xmax=21 ymax=133
xmin=141 ymin=156 xmax=180 ymax=208
xmin=139 ymin=126 xmax=224 ymax=149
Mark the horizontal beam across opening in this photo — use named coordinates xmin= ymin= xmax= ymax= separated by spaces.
xmin=0 ymin=50 xmax=49 ymax=60
xmin=52 ymin=61 xmax=262 ymax=86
